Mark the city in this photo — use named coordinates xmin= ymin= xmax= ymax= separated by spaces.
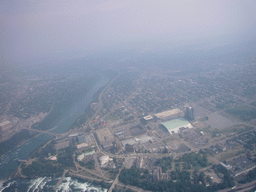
xmin=1 ymin=49 xmax=256 ymax=191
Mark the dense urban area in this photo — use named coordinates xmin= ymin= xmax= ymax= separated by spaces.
xmin=1 ymin=43 xmax=256 ymax=192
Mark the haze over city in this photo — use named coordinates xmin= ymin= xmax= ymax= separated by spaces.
xmin=1 ymin=0 xmax=256 ymax=65
xmin=1 ymin=1 xmax=256 ymax=192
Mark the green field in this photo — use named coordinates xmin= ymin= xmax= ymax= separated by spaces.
xmin=226 ymin=105 xmax=256 ymax=121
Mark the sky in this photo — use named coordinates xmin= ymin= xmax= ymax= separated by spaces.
xmin=1 ymin=0 xmax=256 ymax=65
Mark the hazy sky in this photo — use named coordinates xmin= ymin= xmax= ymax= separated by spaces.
xmin=1 ymin=0 xmax=256 ymax=64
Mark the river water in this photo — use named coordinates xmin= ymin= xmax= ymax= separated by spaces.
xmin=0 ymin=75 xmax=110 ymax=191
xmin=0 ymin=177 xmax=107 ymax=192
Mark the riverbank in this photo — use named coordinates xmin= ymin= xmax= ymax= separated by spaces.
xmin=0 ymin=73 xmax=112 ymax=181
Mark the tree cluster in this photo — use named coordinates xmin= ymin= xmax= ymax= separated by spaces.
xmin=119 ymin=166 xmax=236 ymax=192
xmin=22 ymin=160 xmax=63 ymax=178
xmin=239 ymin=167 xmax=256 ymax=184
xmin=180 ymin=152 xmax=209 ymax=169
xmin=154 ymin=156 xmax=173 ymax=173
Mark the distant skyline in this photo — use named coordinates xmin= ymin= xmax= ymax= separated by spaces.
xmin=1 ymin=0 xmax=256 ymax=65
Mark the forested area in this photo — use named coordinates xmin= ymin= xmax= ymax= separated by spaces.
xmin=118 ymin=165 xmax=236 ymax=192
xmin=30 ymin=140 xmax=56 ymax=159
xmin=154 ymin=156 xmax=173 ymax=173
xmin=226 ymin=105 xmax=256 ymax=121
xmin=180 ymin=152 xmax=209 ymax=169
xmin=238 ymin=167 xmax=256 ymax=184
xmin=22 ymin=160 xmax=63 ymax=177
xmin=22 ymin=144 xmax=75 ymax=177
xmin=79 ymin=160 xmax=95 ymax=169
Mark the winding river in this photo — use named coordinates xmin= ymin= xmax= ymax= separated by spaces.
xmin=0 ymin=75 xmax=110 ymax=181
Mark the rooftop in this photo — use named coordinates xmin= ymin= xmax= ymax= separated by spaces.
xmin=155 ymin=109 xmax=182 ymax=119
xmin=161 ymin=118 xmax=192 ymax=134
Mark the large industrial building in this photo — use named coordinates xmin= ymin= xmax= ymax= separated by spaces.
xmin=161 ymin=118 xmax=193 ymax=134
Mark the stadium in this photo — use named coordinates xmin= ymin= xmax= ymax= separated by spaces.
xmin=161 ymin=118 xmax=193 ymax=134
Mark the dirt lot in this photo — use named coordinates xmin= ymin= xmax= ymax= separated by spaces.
xmin=95 ymin=128 xmax=115 ymax=143
xmin=206 ymin=113 xmax=237 ymax=130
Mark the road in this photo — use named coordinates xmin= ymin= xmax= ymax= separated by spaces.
xmin=108 ymin=157 xmax=133 ymax=192
xmin=219 ymin=179 xmax=256 ymax=192
xmin=88 ymin=73 xmax=120 ymax=129
xmin=53 ymin=169 xmax=68 ymax=190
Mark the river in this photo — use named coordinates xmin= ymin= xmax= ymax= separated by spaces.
xmin=0 ymin=74 xmax=110 ymax=190
xmin=0 ymin=176 xmax=107 ymax=192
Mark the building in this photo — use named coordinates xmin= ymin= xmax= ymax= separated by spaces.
xmin=135 ymin=157 xmax=143 ymax=168
xmin=219 ymin=162 xmax=232 ymax=170
xmin=0 ymin=120 xmax=11 ymax=131
xmin=102 ymin=140 xmax=113 ymax=149
xmin=115 ymin=140 xmax=122 ymax=151
xmin=125 ymin=144 xmax=134 ymax=153
xmin=143 ymin=115 xmax=154 ymax=121
xmin=216 ymin=143 xmax=226 ymax=152
xmin=99 ymin=155 xmax=109 ymax=166
xmin=152 ymin=166 xmax=162 ymax=182
xmin=77 ymin=134 xmax=86 ymax=143
xmin=185 ymin=106 xmax=194 ymax=120
xmin=77 ymin=150 xmax=95 ymax=161
xmin=141 ymin=115 xmax=154 ymax=124
xmin=154 ymin=109 xmax=183 ymax=120
xmin=161 ymin=118 xmax=193 ymax=134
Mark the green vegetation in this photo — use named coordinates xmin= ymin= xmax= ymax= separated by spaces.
xmin=105 ymin=113 xmax=119 ymax=120
xmin=226 ymin=105 xmax=256 ymax=121
xmin=244 ymin=137 xmax=256 ymax=150
xmin=196 ymin=126 xmax=221 ymax=137
xmin=180 ymin=152 xmax=209 ymax=169
xmin=70 ymin=114 xmax=87 ymax=129
xmin=22 ymin=160 xmax=63 ymax=178
xmin=198 ymin=124 xmax=253 ymax=138
xmin=79 ymin=160 xmax=95 ymax=169
xmin=118 ymin=168 xmax=149 ymax=187
xmin=212 ymin=165 xmax=235 ymax=189
xmin=30 ymin=140 xmax=56 ymax=159
xmin=239 ymin=167 xmax=256 ymax=184
xmin=23 ymin=145 xmax=75 ymax=177
xmin=119 ymin=167 xmax=235 ymax=192
xmin=199 ymin=116 xmax=208 ymax=122
xmin=183 ymin=162 xmax=192 ymax=170
xmin=154 ymin=153 xmax=208 ymax=173
xmin=222 ymin=124 xmax=254 ymax=134
xmin=124 ymin=116 xmax=134 ymax=122
xmin=0 ymin=130 xmax=36 ymax=156
xmin=154 ymin=156 xmax=173 ymax=173
xmin=175 ymin=162 xmax=180 ymax=171
xmin=57 ymin=146 xmax=75 ymax=167
xmin=31 ymin=107 xmax=62 ymax=130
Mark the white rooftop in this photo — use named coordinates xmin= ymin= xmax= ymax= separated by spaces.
xmin=155 ymin=109 xmax=182 ymax=119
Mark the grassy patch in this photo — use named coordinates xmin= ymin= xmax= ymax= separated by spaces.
xmin=217 ymin=150 xmax=245 ymax=162
xmin=226 ymin=105 xmax=256 ymax=121
xmin=221 ymin=124 xmax=254 ymax=134
xmin=105 ymin=113 xmax=119 ymax=120
xmin=196 ymin=126 xmax=221 ymax=137
xmin=199 ymin=116 xmax=208 ymax=122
